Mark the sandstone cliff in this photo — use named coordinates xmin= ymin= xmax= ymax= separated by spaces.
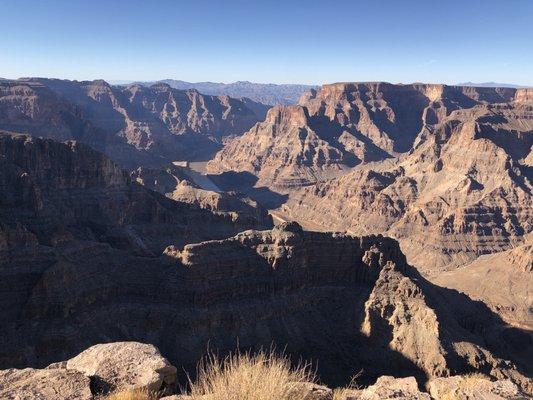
xmin=208 ymin=105 xmax=356 ymax=188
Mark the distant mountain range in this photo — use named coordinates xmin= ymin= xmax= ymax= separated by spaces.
xmin=456 ymin=81 xmax=530 ymax=88
xmin=116 ymin=79 xmax=317 ymax=105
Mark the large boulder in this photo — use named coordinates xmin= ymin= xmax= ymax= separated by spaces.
xmin=0 ymin=368 xmax=92 ymax=400
xmin=0 ymin=342 xmax=177 ymax=399
xmin=66 ymin=342 xmax=177 ymax=394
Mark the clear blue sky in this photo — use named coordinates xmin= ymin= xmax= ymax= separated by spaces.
xmin=1 ymin=0 xmax=532 ymax=85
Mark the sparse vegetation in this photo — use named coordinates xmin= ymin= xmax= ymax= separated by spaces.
xmin=103 ymin=387 xmax=157 ymax=400
xmin=184 ymin=350 xmax=316 ymax=400
xmin=460 ymin=372 xmax=489 ymax=386
xmin=332 ymin=372 xmax=361 ymax=400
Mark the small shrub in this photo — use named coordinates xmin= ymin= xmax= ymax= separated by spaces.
xmin=185 ymin=350 xmax=315 ymax=400
xmin=461 ymin=372 xmax=489 ymax=388
xmin=332 ymin=372 xmax=361 ymax=400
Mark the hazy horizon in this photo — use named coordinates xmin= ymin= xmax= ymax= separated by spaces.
xmin=1 ymin=0 xmax=532 ymax=86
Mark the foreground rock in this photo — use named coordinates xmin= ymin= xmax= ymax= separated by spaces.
xmin=66 ymin=342 xmax=177 ymax=393
xmin=0 ymin=368 xmax=92 ymax=400
xmin=335 ymin=375 xmax=529 ymax=400
xmin=337 ymin=376 xmax=430 ymax=400
xmin=0 ymin=342 xmax=175 ymax=399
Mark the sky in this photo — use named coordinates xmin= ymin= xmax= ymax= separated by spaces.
xmin=0 ymin=0 xmax=532 ymax=85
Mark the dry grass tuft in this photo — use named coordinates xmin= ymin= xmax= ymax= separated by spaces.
xmin=332 ymin=372 xmax=361 ymax=400
xmin=185 ymin=350 xmax=315 ymax=400
xmin=461 ymin=372 xmax=489 ymax=386
xmin=103 ymin=387 xmax=157 ymax=400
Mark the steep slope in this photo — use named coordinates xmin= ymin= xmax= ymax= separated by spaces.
xmin=0 ymin=80 xmax=152 ymax=167
xmin=434 ymin=235 xmax=532 ymax=329
xmin=0 ymin=132 xmax=259 ymax=257
xmin=0 ymin=79 xmax=268 ymax=167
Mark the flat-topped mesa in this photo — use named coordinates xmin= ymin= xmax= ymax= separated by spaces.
xmin=514 ymin=87 xmax=533 ymax=103
xmin=302 ymin=81 xmax=519 ymax=105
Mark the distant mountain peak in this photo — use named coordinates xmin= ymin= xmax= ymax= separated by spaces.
xmin=120 ymin=79 xmax=318 ymax=105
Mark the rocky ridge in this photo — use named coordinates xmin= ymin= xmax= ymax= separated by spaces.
xmin=0 ymin=78 xmax=269 ymax=168
xmin=130 ymin=79 xmax=318 ymax=105
xmin=0 ymin=342 xmax=177 ymax=399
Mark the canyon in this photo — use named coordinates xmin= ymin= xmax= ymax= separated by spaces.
xmin=0 ymin=79 xmax=531 ymax=398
